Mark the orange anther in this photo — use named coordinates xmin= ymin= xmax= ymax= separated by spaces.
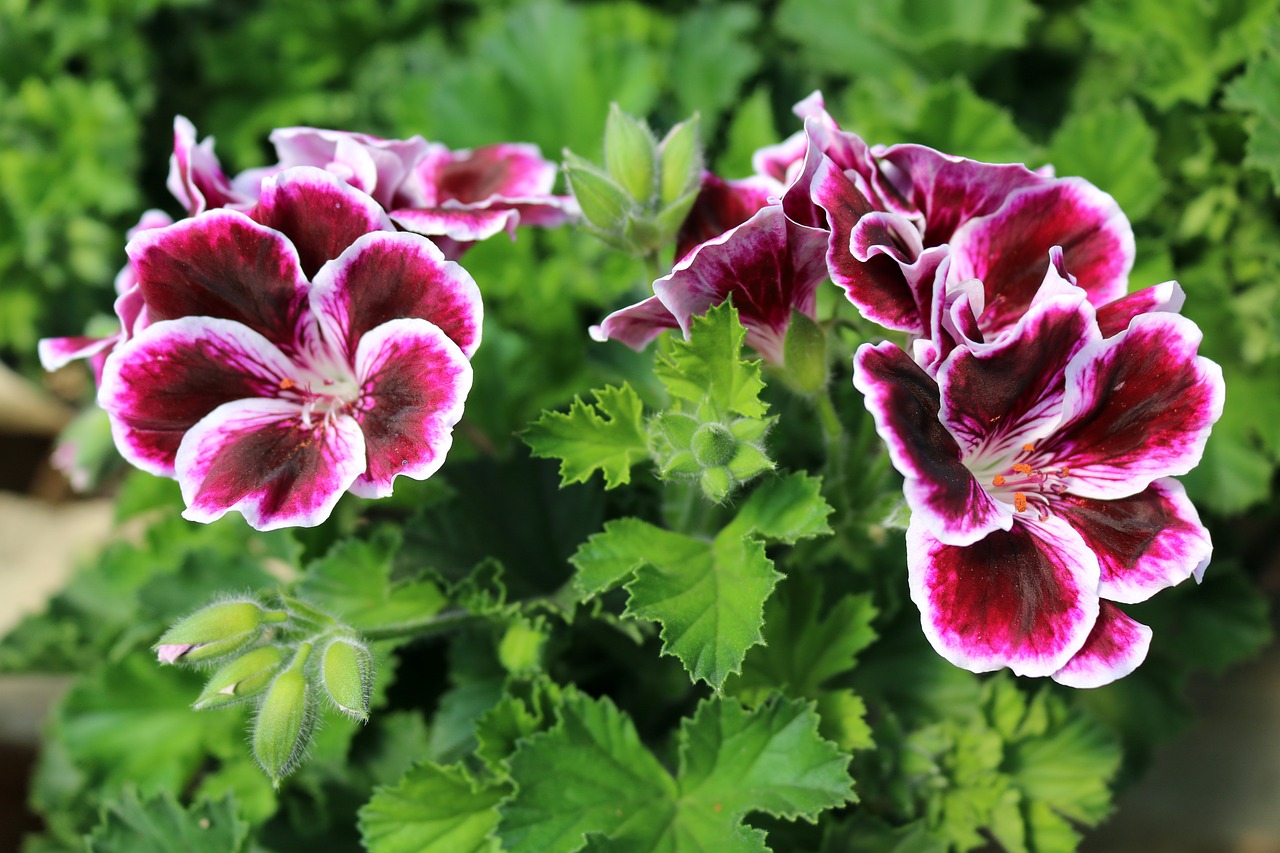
xmin=1014 ymin=492 xmax=1028 ymax=512
xmin=1060 ymin=466 xmax=1071 ymax=477
xmin=1013 ymin=463 xmax=1033 ymax=475
xmin=992 ymin=474 xmax=1007 ymax=487
xmin=279 ymin=377 xmax=296 ymax=390
xmin=1022 ymin=442 xmax=1035 ymax=452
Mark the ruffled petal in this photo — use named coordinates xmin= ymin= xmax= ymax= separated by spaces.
xmin=1095 ymin=280 xmax=1185 ymax=337
xmin=436 ymin=142 xmax=558 ymax=202
xmin=854 ymin=342 xmax=1008 ymax=545
xmin=127 ymin=209 xmax=308 ymax=348
xmin=949 ymin=178 xmax=1134 ymax=334
xmin=269 ymin=127 xmax=431 ymax=209
xmin=1051 ymin=602 xmax=1152 ymax=688
xmin=590 ymin=295 xmax=681 ymax=351
xmin=907 ymin=515 xmax=1100 ymax=677
xmin=1056 ymin=478 xmax=1211 ymax=604
xmin=653 ymin=203 xmax=830 ymax=364
xmin=176 ymin=398 xmax=365 ymax=531
xmin=251 ymin=166 xmax=393 ymax=279
xmin=674 ymin=173 xmax=779 ymax=263
xmin=167 ymin=116 xmax=254 ymax=215
xmin=98 ymin=317 xmax=297 ymax=476
xmin=348 ymin=318 xmax=473 ymax=498
xmin=390 ymin=206 xmax=519 ymax=244
xmin=1050 ymin=312 xmax=1225 ymax=499
xmin=310 ymin=231 xmax=483 ymax=361
xmin=39 ymin=334 xmax=120 ymax=373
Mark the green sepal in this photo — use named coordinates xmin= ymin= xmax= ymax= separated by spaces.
xmin=604 ymin=102 xmax=657 ymax=203
xmin=782 ymin=309 xmax=829 ymax=394
xmin=726 ymin=442 xmax=773 ymax=481
xmin=562 ymin=150 xmax=633 ymax=240
xmin=657 ymin=113 xmax=702 ymax=208
xmin=320 ymin=636 xmax=372 ymax=721
xmin=192 ymin=645 xmax=284 ymax=710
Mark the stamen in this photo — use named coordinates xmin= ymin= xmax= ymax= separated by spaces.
xmin=1014 ymin=492 xmax=1028 ymax=512
xmin=279 ymin=377 xmax=296 ymax=390
xmin=1060 ymin=466 xmax=1071 ymax=477
xmin=1012 ymin=463 xmax=1033 ymax=475
xmin=1022 ymin=442 xmax=1035 ymax=452
xmin=992 ymin=474 xmax=1006 ymax=487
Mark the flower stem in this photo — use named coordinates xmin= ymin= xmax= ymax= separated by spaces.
xmin=360 ymin=607 xmax=479 ymax=642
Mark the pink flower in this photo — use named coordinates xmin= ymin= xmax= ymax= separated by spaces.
xmin=852 ymin=278 xmax=1223 ymax=686
xmin=98 ymin=167 xmax=481 ymax=530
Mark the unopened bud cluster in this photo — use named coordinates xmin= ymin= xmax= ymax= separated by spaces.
xmin=655 ymin=411 xmax=774 ymax=503
xmin=154 ymin=596 xmax=374 ymax=786
xmin=563 ymin=103 xmax=703 ymax=257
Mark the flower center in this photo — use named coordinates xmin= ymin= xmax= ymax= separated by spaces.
xmin=973 ymin=442 xmax=1072 ymax=520
xmin=277 ymin=370 xmax=362 ymax=428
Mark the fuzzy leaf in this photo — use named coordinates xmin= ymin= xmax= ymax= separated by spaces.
xmin=86 ymin=789 xmax=248 ymax=853
xmin=655 ymin=302 xmax=768 ymax=420
xmin=524 ymin=384 xmax=650 ymax=489
xmin=1045 ymin=100 xmax=1166 ymax=220
xmin=358 ymin=762 xmax=508 ymax=853
xmin=1225 ymin=38 xmax=1280 ymax=193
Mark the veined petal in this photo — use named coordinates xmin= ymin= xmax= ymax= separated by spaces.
xmin=252 ymin=166 xmax=394 ymax=279
xmin=1056 ymin=478 xmax=1211 ymax=604
xmin=654 ymin=203 xmax=829 ymax=364
xmin=907 ymin=515 xmax=1100 ymax=677
xmin=390 ymin=206 xmax=519 ymax=243
xmin=167 ymin=116 xmax=253 ymax=215
xmin=310 ymin=231 xmax=483 ymax=361
xmin=674 ymin=173 xmax=779 ymax=263
xmin=438 ymin=143 xmax=558 ymax=201
xmin=176 ymin=398 xmax=365 ymax=531
xmin=98 ymin=317 xmax=297 ymax=476
xmin=1051 ymin=312 xmax=1225 ymax=498
xmin=1096 ymin=280 xmax=1186 ymax=337
xmin=127 ymin=209 xmax=308 ymax=348
xmin=348 ymin=318 xmax=473 ymax=498
xmin=590 ymin=295 xmax=680 ymax=351
xmin=937 ymin=286 xmax=1097 ymax=459
xmin=269 ymin=127 xmax=431 ymax=209
xmin=39 ymin=334 xmax=120 ymax=373
xmin=854 ymin=342 xmax=1008 ymax=545
xmin=1051 ymin=602 xmax=1152 ymax=688
xmin=950 ymin=178 xmax=1134 ymax=334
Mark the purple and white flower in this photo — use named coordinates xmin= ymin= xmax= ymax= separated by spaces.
xmin=98 ymin=167 xmax=481 ymax=530
xmin=853 ymin=279 xmax=1223 ymax=685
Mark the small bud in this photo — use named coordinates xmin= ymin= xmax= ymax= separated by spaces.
xmin=782 ymin=310 xmax=829 ymax=395
xmin=563 ymin=151 xmax=633 ymax=241
xmin=604 ymin=103 xmax=657 ymax=203
xmin=498 ymin=618 xmax=547 ymax=676
xmin=691 ymin=423 xmax=738 ymax=469
xmin=253 ymin=644 xmax=313 ymax=787
xmin=155 ymin=600 xmax=281 ymax=665
xmin=657 ymin=114 xmax=702 ymax=209
xmin=193 ymin=645 xmax=284 ymax=710
xmin=319 ymin=636 xmax=372 ymax=721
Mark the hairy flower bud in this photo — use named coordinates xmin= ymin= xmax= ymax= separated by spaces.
xmin=319 ymin=636 xmax=372 ymax=722
xmin=782 ymin=309 xmax=829 ymax=395
xmin=253 ymin=643 xmax=313 ymax=787
xmin=155 ymin=600 xmax=283 ymax=665
xmin=193 ymin=645 xmax=284 ymax=710
xmin=604 ymin=103 xmax=657 ymax=204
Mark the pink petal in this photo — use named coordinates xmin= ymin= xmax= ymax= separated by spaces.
xmin=1056 ymin=478 xmax=1211 ymax=605
xmin=907 ymin=514 xmax=1100 ymax=677
xmin=310 ymin=231 xmax=483 ymax=361
xmin=127 ymin=209 xmax=309 ymax=349
xmin=426 ymin=143 xmax=558 ymax=205
xmin=167 ymin=116 xmax=255 ymax=215
xmin=156 ymin=644 xmax=193 ymax=664
xmin=347 ymin=318 xmax=473 ymax=498
xmin=269 ymin=127 xmax=431 ymax=209
xmin=39 ymin=334 xmax=120 ymax=373
xmin=653 ymin=203 xmax=829 ymax=364
xmin=1096 ymin=280 xmax=1185 ymax=337
xmin=251 ymin=166 xmax=394 ymax=279
xmin=176 ymin=397 xmax=366 ymax=531
xmin=853 ymin=342 xmax=1008 ymax=546
xmin=1051 ymin=602 xmax=1152 ymax=688
xmin=98 ymin=317 xmax=297 ymax=476
xmin=590 ymin=295 xmax=681 ymax=351
xmin=1050 ymin=312 xmax=1225 ymax=499
xmin=390 ymin=206 xmax=520 ymax=244
xmin=674 ymin=173 xmax=779 ymax=263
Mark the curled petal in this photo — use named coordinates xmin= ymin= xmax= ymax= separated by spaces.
xmin=1096 ymin=280 xmax=1186 ymax=337
xmin=1051 ymin=603 xmax=1152 ymax=688
xmin=390 ymin=206 xmax=519 ymax=244
xmin=907 ymin=515 xmax=1100 ymax=677
xmin=854 ymin=342 xmax=1007 ymax=545
xmin=1057 ymin=478 xmax=1211 ymax=604
xmin=39 ymin=334 xmax=120 ymax=373
xmin=348 ymin=318 xmax=473 ymax=498
xmin=311 ymin=231 xmax=483 ymax=360
xmin=99 ymin=317 xmax=296 ymax=476
xmin=1052 ymin=312 xmax=1225 ymax=499
xmin=252 ymin=166 xmax=394 ymax=279
xmin=674 ymin=173 xmax=779 ymax=263
xmin=269 ymin=127 xmax=431 ymax=209
xmin=176 ymin=397 xmax=366 ymax=531
xmin=427 ymin=142 xmax=558 ymax=204
xmin=590 ymin=295 xmax=680 ymax=351
xmin=127 ymin=210 xmax=308 ymax=348
xmin=167 ymin=116 xmax=254 ymax=215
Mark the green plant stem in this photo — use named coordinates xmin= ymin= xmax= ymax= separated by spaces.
xmin=360 ymin=607 xmax=479 ymax=642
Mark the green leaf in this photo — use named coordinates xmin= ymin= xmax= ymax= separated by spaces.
xmin=669 ymin=4 xmax=762 ymax=127
xmin=655 ymin=301 xmax=768 ymax=420
xmin=359 ymin=762 xmax=508 ymax=853
xmin=1045 ymin=100 xmax=1166 ymax=220
xmin=499 ymin=691 xmax=853 ymax=853
xmin=1225 ymin=35 xmax=1280 ymax=193
xmin=523 ymin=384 xmax=650 ymax=489
xmin=717 ymin=87 xmax=780 ymax=177
xmin=724 ymin=472 xmax=834 ymax=545
xmin=86 ymin=789 xmax=249 ymax=853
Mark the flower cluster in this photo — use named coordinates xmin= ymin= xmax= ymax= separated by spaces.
xmin=592 ymin=93 xmax=1224 ymax=687
xmin=42 ymin=120 xmax=576 ymax=530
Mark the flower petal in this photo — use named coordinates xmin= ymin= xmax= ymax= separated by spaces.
xmin=99 ymin=317 xmax=298 ymax=476
xmin=251 ymin=166 xmax=393 ymax=279
xmin=674 ymin=173 xmax=779 ymax=263
xmin=1095 ymin=280 xmax=1185 ymax=337
xmin=854 ymin=342 xmax=1007 ymax=545
xmin=590 ymin=295 xmax=681 ymax=351
xmin=167 ymin=116 xmax=253 ymax=215
xmin=949 ymin=178 xmax=1134 ymax=334
xmin=907 ymin=514 xmax=1100 ymax=677
xmin=348 ymin=318 xmax=473 ymax=498
xmin=1051 ymin=602 xmax=1152 ymax=688
xmin=310 ymin=231 xmax=483 ymax=361
xmin=429 ymin=142 xmax=558 ymax=204
xmin=269 ymin=127 xmax=431 ymax=209
xmin=127 ymin=209 xmax=308 ymax=348
xmin=390 ymin=206 xmax=519 ymax=244
xmin=654 ymin=203 xmax=830 ymax=364
xmin=39 ymin=334 xmax=119 ymax=373
xmin=1056 ymin=478 xmax=1211 ymax=604
xmin=176 ymin=397 xmax=365 ymax=531
xmin=1051 ymin=312 xmax=1225 ymax=498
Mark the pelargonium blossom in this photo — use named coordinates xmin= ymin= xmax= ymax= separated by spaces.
xmin=853 ymin=274 xmax=1223 ymax=686
xmin=98 ymin=166 xmax=482 ymax=530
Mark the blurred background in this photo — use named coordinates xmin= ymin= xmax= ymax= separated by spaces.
xmin=3 ymin=0 xmax=1279 ymax=849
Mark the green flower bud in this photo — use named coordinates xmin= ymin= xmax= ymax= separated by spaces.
xmin=563 ymin=151 xmax=633 ymax=241
xmin=155 ymin=600 xmax=283 ymax=665
xmin=498 ymin=618 xmax=547 ymax=676
xmin=604 ymin=103 xmax=657 ymax=203
xmin=782 ymin=310 xmax=829 ymax=395
xmin=253 ymin=643 xmax=313 ymax=787
xmin=691 ymin=423 xmax=738 ymax=469
xmin=320 ymin=636 xmax=372 ymax=721
xmin=193 ymin=645 xmax=284 ymax=710
xmin=700 ymin=466 xmax=733 ymax=503
xmin=657 ymin=113 xmax=702 ymax=209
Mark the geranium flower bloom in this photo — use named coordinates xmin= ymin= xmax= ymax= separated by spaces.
xmin=99 ymin=167 xmax=481 ymax=530
xmin=853 ymin=279 xmax=1223 ymax=686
